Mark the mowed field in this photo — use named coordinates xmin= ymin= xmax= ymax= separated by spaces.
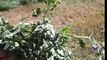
xmin=0 ymin=0 xmax=104 ymax=60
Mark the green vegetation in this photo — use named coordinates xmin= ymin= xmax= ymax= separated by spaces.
xmin=0 ymin=0 xmax=61 ymax=11
xmin=0 ymin=0 xmax=40 ymax=11
xmin=0 ymin=0 xmax=20 ymax=11
xmin=19 ymin=0 xmax=38 ymax=5
xmin=0 ymin=0 xmax=73 ymax=60
xmin=0 ymin=17 xmax=73 ymax=60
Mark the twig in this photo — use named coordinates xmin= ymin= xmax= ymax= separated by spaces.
xmin=64 ymin=33 xmax=91 ymax=39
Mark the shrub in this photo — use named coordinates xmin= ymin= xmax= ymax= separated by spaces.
xmin=0 ymin=0 xmax=38 ymax=11
xmin=0 ymin=0 xmax=20 ymax=11
xmin=0 ymin=17 xmax=72 ymax=60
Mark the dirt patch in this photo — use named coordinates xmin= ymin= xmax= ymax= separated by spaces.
xmin=0 ymin=3 xmax=45 ymax=26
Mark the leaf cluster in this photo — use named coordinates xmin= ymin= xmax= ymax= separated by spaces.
xmin=0 ymin=17 xmax=72 ymax=60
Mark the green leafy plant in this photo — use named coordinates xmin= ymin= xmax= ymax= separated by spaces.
xmin=32 ymin=0 xmax=61 ymax=17
xmin=0 ymin=17 xmax=73 ymax=60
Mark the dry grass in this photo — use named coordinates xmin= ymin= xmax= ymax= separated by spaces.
xmin=51 ymin=0 xmax=104 ymax=60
